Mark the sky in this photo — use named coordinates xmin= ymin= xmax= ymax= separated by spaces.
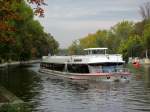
xmin=35 ymin=0 xmax=149 ymax=48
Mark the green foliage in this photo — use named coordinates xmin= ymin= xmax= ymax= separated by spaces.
xmin=68 ymin=20 xmax=149 ymax=61
xmin=111 ymin=21 xmax=134 ymax=40
xmin=118 ymin=35 xmax=143 ymax=61
xmin=143 ymin=20 xmax=150 ymax=49
xmin=0 ymin=103 xmax=28 ymax=112
xmin=110 ymin=21 xmax=134 ymax=52
xmin=79 ymin=30 xmax=109 ymax=49
xmin=0 ymin=1 xmax=59 ymax=62
xmin=68 ymin=40 xmax=83 ymax=55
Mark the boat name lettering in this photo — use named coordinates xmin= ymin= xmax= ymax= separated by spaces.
xmin=74 ymin=59 xmax=82 ymax=62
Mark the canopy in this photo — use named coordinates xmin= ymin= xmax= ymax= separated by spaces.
xmin=84 ymin=48 xmax=108 ymax=51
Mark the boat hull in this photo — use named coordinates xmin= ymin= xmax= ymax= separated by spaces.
xmin=39 ymin=68 xmax=130 ymax=82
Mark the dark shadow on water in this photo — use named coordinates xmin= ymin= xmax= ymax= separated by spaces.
xmin=0 ymin=65 xmax=43 ymax=111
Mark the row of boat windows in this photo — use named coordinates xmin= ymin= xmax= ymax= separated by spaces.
xmin=40 ymin=63 xmax=123 ymax=73
xmin=40 ymin=63 xmax=89 ymax=73
xmin=40 ymin=63 xmax=64 ymax=72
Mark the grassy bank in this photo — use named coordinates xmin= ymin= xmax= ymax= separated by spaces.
xmin=0 ymin=85 xmax=27 ymax=112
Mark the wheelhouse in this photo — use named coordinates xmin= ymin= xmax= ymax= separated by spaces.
xmin=84 ymin=48 xmax=108 ymax=55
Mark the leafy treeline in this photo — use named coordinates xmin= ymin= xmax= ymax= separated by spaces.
xmin=0 ymin=0 xmax=58 ymax=62
xmin=68 ymin=3 xmax=150 ymax=61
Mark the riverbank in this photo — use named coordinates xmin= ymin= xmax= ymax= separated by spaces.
xmin=0 ymin=85 xmax=25 ymax=111
xmin=128 ymin=57 xmax=150 ymax=65
xmin=0 ymin=60 xmax=40 ymax=68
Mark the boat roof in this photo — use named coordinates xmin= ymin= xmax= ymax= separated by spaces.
xmin=84 ymin=48 xmax=108 ymax=51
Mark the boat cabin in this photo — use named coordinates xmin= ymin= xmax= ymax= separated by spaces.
xmin=84 ymin=48 xmax=107 ymax=55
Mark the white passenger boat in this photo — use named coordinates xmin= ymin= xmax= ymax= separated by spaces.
xmin=39 ymin=48 xmax=131 ymax=82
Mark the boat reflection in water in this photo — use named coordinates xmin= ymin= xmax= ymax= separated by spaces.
xmin=40 ymin=48 xmax=131 ymax=82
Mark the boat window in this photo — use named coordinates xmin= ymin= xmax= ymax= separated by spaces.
xmin=41 ymin=63 xmax=65 ymax=72
xmin=102 ymin=65 xmax=123 ymax=72
xmin=88 ymin=65 xmax=102 ymax=73
xmin=102 ymin=66 xmax=116 ymax=73
xmin=52 ymin=64 xmax=65 ymax=71
xmin=68 ymin=64 xmax=89 ymax=73
xmin=86 ymin=50 xmax=106 ymax=55
xmin=88 ymin=64 xmax=123 ymax=73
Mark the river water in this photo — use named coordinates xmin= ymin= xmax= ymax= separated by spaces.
xmin=0 ymin=64 xmax=150 ymax=112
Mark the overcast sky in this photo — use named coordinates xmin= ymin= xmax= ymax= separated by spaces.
xmin=35 ymin=0 xmax=149 ymax=48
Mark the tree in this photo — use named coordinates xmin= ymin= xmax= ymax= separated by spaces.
xmin=118 ymin=35 xmax=143 ymax=61
xmin=111 ymin=21 xmax=134 ymax=40
xmin=68 ymin=40 xmax=83 ymax=55
xmin=80 ymin=34 xmax=97 ymax=48
xmin=0 ymin=0 xmax=59 ymax=62
xmin=142 ymin=21 xmax=150 ymax=58
xmin=110 ymin=21 xmax=134 ymax=53
xmin=27 ymin=0 xmax=46 ymax=17
xmin=140 ymin=2 xmax=150 ymax=20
